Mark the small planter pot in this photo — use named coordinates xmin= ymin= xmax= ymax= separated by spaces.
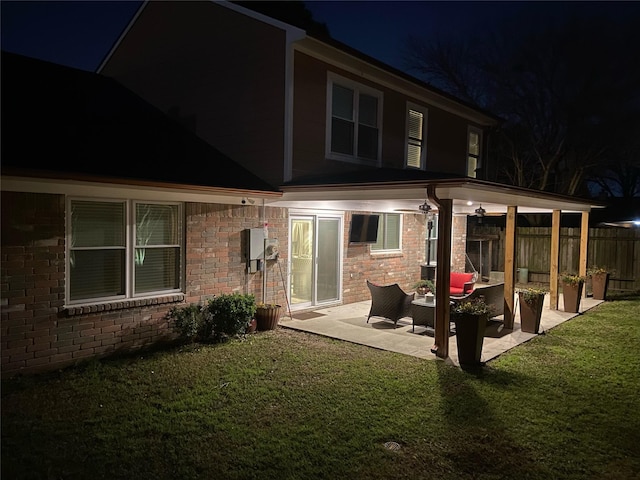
xmin=245 ymin=318 xmax=257 ymax=334
xmin=562 ymin=281 xmax=584 ymax=313
xmin=452 ymin=313 xmax=488 ymax=365
xmin=518 ymin=292 xmax=544 ymax=333
xmin=256 ymin=305 xmax=282 ymax=331
xmin=591 ymin=273 xmax=610 ymax=300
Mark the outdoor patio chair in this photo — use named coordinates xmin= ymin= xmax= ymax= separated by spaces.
xmin=366 ymin=280 xmax=414 ymax=327
xmin=450 ymin=271 xmax=476 ymax=297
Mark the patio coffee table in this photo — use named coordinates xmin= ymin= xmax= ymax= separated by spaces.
xmin=411 ymin=297 xmax=435 ymax=332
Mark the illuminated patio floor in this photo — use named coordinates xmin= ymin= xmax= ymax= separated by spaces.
xmin=279 ymin=295 xmax=604 ymax=367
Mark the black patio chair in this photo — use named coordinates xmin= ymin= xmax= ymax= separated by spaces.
xmin=366 ymin=280 xmax=414 ymax=327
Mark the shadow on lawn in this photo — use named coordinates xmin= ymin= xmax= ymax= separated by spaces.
xmin=434 ymin=361 xmax=545 ymax=478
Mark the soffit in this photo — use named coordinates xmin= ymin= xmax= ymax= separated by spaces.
xmin=271 ymin=180 xmax=603 ymax=215
xmin=2 ymin=175 xmax=281 ymax=206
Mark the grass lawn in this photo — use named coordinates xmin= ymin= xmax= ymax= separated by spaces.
xmin=2 ymin=296 xmax=640 ymax=480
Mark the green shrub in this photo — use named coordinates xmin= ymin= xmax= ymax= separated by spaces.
xmin=204 ymin=293 xmax=257 ymax=342
xmin=167 ymin=303 xmax=204 ymax=341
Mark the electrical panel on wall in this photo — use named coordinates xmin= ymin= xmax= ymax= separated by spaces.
xmin=246 ymin=228 xmax=265 ymax=261
xmin=244 ymin=228 xmax=279 ymax=273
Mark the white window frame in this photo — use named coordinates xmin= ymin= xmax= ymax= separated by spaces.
xmin=405 ymin=102 xmax=428 ymax=169
xmin=467 ymin=126 xmax=482 ymax=178
xmin=425 ymin=213 xmax=438 ymax=265
xmin=326 ymin=72 xmax=383 ymax=166
xmin=371 ymin=213 xmax=402 ymax=253
xmin=66 ymin=197 xmax=183 ymax=305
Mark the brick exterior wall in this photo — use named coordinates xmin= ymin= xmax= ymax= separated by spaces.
xmin=342 ymin=212 xmax=427 ymax=303
xmin=0 ymin=192 xmax=289 ymax=377
xmin=184 ymin=203 xmax=288 ymax=306
xmin=1 ymin=192 xmax=464 ymax=376
xmin=451 ymin=215 xmax=468 ymax=272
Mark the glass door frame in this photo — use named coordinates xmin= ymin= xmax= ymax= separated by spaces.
xmin=288 ymin=210 xmax=344 ymax=311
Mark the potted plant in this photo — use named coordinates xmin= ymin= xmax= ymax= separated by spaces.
xmin=450 ymin=297 xmax=491 ymax=365
xmin=517 ymin=287 xmax=547 ymax=333
xmin=560 ymin=273 xmax=585 ymax=313
xmin=413 ymin=279 xmax=436 ymax=297
xmin=255 ymin=303 xmax=282 ymax=331
xmin=587 ymin=266 xmax=611 ymax=300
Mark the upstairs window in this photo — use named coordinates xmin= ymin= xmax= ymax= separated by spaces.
xmin=467 ymin=127 xmax=482 ymax=178
xmin=406 ymin=103 xmax=427 ymax=169
xmin=371 ymin=213 xmax=401 ymax=252
xmin=327 ymin=73 xmax=382 ymax=164
xmin=68 ymin=199 xmax=182 ymax=304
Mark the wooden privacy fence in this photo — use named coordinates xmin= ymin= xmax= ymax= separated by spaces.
xmin=468 ymin=226 xmax=640 ymax=292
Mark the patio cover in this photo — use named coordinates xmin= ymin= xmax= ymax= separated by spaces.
xmin=273 ymin=170 xmax=605 ymax=359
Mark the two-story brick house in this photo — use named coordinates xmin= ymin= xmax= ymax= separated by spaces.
xmin=97 ymin=1 xmax=502 ymax=307
xmin=2 ymin=1 xmax=598 ymax=375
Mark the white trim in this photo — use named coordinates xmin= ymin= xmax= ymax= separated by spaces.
xmin=2 ymin=176 xmax=280 ymax=205
xmin=405 ymin=102 xmax=428 ymax=170
xmin=288 ymin=210 xmax=344 ymax=310
xmin=66 ymin=197 xmax=184 ymax=305
xmin=370 ymin=212 xmax=403 ymax=254
xmin=97 ymin=0 xmax=148 ymax=73
xmin=295 ymin=37 xmax=498 ymax=127
xmin=325 ymin=72 xmax=383 ymax=166
xmin=467 ymin=126 xmax=483 ymax=178
xmin=217 ymin=1 xmax=306 ymax=39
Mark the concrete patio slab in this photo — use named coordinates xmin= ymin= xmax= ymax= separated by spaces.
xmin=279 ymin=295 xmax=604 ymax=367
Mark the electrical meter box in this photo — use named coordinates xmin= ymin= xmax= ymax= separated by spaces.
xmin=244 ymin=228 xmax=279 ymax=262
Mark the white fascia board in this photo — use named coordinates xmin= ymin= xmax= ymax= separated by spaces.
xmin=294 ymin=37 xmax=498 ymax=127
xmin=97 ymin=0 xmax=148 ymax=73
xmin=217 ymin=1 xmax=306 ymax=42
xmin=97 ymin=1 xmax=306 ymax=74
xmin=2 ymin=176 xmax=281 ymax=206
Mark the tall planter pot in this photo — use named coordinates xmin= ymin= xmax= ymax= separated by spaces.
xmin=452 ymin=313 xmax=488 ymax=365
xmin=256 ymin=305 xmax=282 ymax=331
xmin=562 ymin=281 xmax=584 ymax=313
xmin=591 ymin=273 xmax=610 ymax=300
xmin=518 ymin=292 xmax=544 ymax=333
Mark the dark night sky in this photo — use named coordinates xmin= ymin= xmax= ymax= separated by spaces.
xmin=3 ymin=1 xmax=639 ymax=74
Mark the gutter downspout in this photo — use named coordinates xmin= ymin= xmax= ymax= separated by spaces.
xmin=427 ymin=186 xmax=452 ymax=359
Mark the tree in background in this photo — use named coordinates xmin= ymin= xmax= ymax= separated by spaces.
xmin=403 ymin=9 xmax=640 ymax=197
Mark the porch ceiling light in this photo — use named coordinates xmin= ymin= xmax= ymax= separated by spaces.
xmin=419 ymin=201 xmax=432 ymax=214
xmin=475 ymin=204 xmax=486 ymax=224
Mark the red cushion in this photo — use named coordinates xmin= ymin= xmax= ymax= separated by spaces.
xmin=450 ymin=272 xmax=474 ymax=289
xmin=450 ymin=287 xmax=465 ymax=295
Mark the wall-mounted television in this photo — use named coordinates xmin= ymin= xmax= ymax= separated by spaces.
xmin=349 ymin=214 xmax=380 ymax=244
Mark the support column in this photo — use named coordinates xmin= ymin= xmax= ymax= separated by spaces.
xmin=429 ymin=190 xmax=452 ymax=359
xmin=549 ymin=210 xmax=561 ymax=310
xmin=579 ymin=212 xmax=589 ymax=298
xmin=503 ymin=206 xmax=517 ymax=329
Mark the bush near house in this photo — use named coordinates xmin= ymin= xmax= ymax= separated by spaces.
xmin=168 ymin=293 xmax=256 ymax=342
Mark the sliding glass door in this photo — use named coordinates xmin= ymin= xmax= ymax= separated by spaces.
xmin=290 ymin=214 xmax=342 ymax=308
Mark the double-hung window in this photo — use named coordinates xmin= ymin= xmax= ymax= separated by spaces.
xmin=327 ymin=73 xmax=382 ymax=164
xmin=467 ymin=127 xmax=482 ymax=178
xmin=68 ymin=199 xmax=182 ymax=304
xmin=406 ymin=103 xmax=428 ymax=169
xmin=371 ymin=213 xmax=401 ymax=252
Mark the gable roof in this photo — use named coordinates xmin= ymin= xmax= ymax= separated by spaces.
xmin=1 ymin=51 xmax=280 ymax=194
